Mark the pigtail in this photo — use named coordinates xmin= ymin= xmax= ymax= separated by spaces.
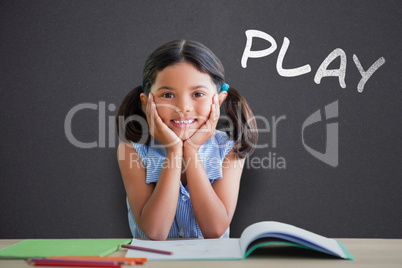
xmin=224 ymin=87 xmax=258 ymax=158
xmin=116 ymin=86 xmax=150 ymax=144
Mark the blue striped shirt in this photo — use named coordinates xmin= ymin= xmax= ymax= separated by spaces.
xmin=127 ymin=130 xmax=235 ymax=239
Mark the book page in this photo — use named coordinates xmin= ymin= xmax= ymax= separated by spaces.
xmin=239 ymin=221 xmax=346 ymax=258
xmin=125 ymin=238 xmax=242 ymax=260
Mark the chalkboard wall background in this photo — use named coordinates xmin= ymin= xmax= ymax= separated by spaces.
xmin=1 ymin=1 xmax=401 ymax=238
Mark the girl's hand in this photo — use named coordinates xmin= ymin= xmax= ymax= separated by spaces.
xmin=184 ymin=94 xmax=220 ymax=151
xmin=145 ymin=93 xmax=183 ymax=152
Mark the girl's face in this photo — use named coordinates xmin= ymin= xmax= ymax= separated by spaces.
xmin=145 ymin=62 xmax=223 ymax=141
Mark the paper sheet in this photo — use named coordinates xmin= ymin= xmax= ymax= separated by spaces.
xmin=125 ymin=238 xmax=242 ymax=260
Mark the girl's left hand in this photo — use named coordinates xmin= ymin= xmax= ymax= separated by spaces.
xmin=184 ymin=94 xmax=220 ymax=151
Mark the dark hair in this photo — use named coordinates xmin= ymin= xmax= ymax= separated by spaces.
xmin=116 ymin=40 xmax=258 ymax=158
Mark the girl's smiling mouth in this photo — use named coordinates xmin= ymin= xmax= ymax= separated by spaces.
xmin=171 ymin=117 xmax=197 ymax=129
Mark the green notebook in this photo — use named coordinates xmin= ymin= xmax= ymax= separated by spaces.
xmin=0 ymin=239 xmax=132 ymax=259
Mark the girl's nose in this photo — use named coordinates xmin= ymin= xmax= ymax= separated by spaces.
xmin=178 ymin=99 xmax=193 ymax=113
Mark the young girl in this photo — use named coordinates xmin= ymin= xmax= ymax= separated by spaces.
xmin=116 ymin=40 xmax=258 ymax=240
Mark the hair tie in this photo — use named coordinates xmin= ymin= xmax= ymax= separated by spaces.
xmin=221 ymin=83 xmax=229 ymax=92
xmin=141 ymin=83 xmax=143 ymax=87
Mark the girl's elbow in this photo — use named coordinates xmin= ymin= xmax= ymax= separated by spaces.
xmin=148 ymin=233 xmax=168 ymax=241
xmin=203 ymin=225 xmax=228 ymax=239
xmin=203 ymin=233 xmax=222 ymax=239
xmin=138 ymin=221 xmax=170 ymax=241
xmin=144 ymin=229 xmax=169 ymax=241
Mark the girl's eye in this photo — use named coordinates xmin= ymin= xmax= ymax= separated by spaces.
xmin=161 ymin=92 xmax=174 ymax=98
xmin=161 ymin=92 xmax=205 ymax=98
xmin=193 ymin=92 xmax=205 ymax=98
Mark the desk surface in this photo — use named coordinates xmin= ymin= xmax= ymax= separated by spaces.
xmin=1 ymin=239 xmax=401 ymax=267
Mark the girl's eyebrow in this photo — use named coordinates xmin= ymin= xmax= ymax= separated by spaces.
xmin=156 ymin=85 xmax=209 ymax=91
xmin=156 ymin=86 xmax=174 ymax=91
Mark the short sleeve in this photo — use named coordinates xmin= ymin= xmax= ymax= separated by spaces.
xmin=130 ymin=141 xmax=148 ymax=166
xmin=223 ymin=139 xmax=235 ymax=159
xmin=215 ymin=131 xmax=235 ymax=160
xmin=131 ymin=139 xmax=166 ymax=184
xmin=198 ymin=131 xmax=235 ymax=181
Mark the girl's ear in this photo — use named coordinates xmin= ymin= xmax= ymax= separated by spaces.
xmin=218 ymin=91 xmax=228 ymax=107
xmin=140 ymin=93 xmax=149 ymax=113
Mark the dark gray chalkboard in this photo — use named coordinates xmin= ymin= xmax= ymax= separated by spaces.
xmin=1 ymin=0 xmax=401 ymax=238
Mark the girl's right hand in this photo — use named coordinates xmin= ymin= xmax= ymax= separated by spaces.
xmin=145 ymin=93 xmax=183 ymax=152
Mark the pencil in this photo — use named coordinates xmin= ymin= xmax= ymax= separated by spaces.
xmin=48 ymin=256 xmax=147 ymax=265
xmin=30 ymin=262 xmax=121 ymax=267
xmin=27 ymin=258 xmax=122 ymax=267
xmin=49 ymin=256 xmax=147 ymax=261
xmin=121 ymin=244 xmax=173 ymax=255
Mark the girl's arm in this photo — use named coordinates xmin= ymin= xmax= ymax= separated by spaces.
xmin=118 ymin=93 xmax=184 ymax=240
xmin=184 ymin=146 xmax=245 ymax=238
xmin=118 ymin=142 xmax=182 ymax=240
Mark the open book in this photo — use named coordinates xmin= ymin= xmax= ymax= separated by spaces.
xmin=125 ymin=221 xmax=354 ymax=260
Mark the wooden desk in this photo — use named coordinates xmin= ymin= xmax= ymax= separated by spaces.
xmin=1 ymin=239 xmax=401 ymax=267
